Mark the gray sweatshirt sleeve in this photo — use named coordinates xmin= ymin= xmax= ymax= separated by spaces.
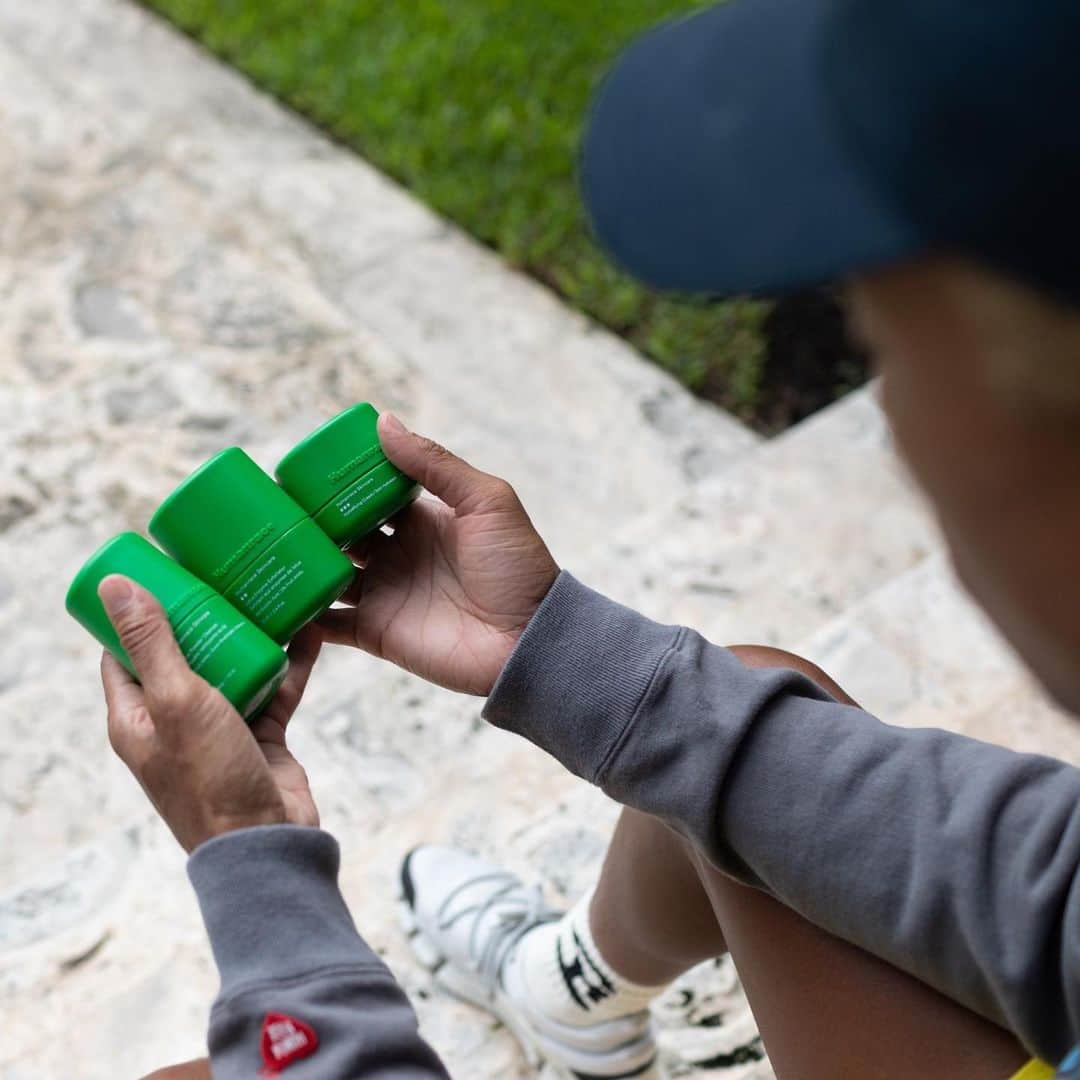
xmin=483 ymin=571 xmax=1080 ymax=1063
xmin=187 ymin=825 xmax=449 ymax=1078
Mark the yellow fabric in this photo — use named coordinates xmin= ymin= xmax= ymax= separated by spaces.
xmin=1009 ymin=1060 xmax=1055 ymax=1080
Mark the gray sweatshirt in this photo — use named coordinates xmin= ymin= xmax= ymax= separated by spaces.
xmin=187 ymin=572 xmax=1080 ymax=1075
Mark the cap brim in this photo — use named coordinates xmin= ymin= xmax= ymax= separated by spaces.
xmin=580 ymin=0 xmax=921 ymax=297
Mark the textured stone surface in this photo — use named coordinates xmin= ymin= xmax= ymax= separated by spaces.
xmin=0 ymin=1 xmax=761 ymax=1076
xmin=800 ymin=554 xmax=1080 ymax=761
xmin=1 ymin=1 xmax=1076 ymax=1078
xmin=583 ymin=388 xmax=940 ymax=646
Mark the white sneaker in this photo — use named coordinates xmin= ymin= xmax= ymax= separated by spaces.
xmin=398 ymin=845 xmax=665 ymax=1079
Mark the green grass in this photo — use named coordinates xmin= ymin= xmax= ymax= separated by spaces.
xmin=141 ymin=0 xmax=770 ymax=417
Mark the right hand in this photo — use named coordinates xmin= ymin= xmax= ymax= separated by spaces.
xmin=317 ymin=413 xmax=560 ymax=696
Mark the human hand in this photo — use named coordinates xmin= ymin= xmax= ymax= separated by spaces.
xmin=317 ymin=414 xmax=560 ymax=696
xmin=98 ymin=576 xmax=322 ymax=852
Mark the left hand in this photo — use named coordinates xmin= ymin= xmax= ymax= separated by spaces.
xmin=99 ymin=575 xmax=323 ymax=852
xmin=317 ymin=414 xmax=560 ymax=696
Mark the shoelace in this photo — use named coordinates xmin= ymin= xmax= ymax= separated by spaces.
xmin=435 ymin=871 xmax=558 ymax=983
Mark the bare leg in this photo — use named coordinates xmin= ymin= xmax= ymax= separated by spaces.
xmin=590 ymin=645 xmax=858 ymax=982
xmin=590 ymin=645 xmax=1030 ymax=1079
xmin=590 ymin=807 xmax=728 ymax=985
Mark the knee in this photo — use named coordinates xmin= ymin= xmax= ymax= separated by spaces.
xmin=727 ymin=644 xmax=857 ymax=706
xmin=727 ymin=644 xmax=828 ymax=682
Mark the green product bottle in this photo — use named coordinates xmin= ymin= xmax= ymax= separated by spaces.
xmin=275 ymin=403 xmax=420 ymax=548
xmin=65 ymin=532 xmax=288 ymax=720
xmin=148 ymin=448 xmax=354 ymax=644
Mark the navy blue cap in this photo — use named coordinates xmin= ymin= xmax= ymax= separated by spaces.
xmin=580 ymin=0 xmax=1080 ymax=305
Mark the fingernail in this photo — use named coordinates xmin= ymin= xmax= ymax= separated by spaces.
xmin=98 ymin=575 xmax=135 ymax=615
xmin=380 ymin=412 xmax=407 ymax=436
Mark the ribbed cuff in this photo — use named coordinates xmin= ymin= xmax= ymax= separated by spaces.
xmin=188 ymin=825 xmax=380 ymax=997
xmin=482 ymin=571 xmax=682 ymax=783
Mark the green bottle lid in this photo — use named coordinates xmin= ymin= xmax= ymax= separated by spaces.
xmin=275 ymin=403 xmax=420 ymax=547
xmin=64 ymin=532 xmax=288 ymax=718
xmin=149 ymin=447 xmax=354 ymax=643
xmin=66 ymin=533 xmax=212 ymax=657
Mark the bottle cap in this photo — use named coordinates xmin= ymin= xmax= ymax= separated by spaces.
xmin=275 ymin=404 xmax=419 ymax=546
xmin=65 ymin=531 xmax=288 ymax=717
xmin=65 ymin=532 xmax=213 ymax=667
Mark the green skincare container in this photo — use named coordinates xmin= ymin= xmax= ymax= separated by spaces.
xmin=274 ymin=403 xmax=420 ymax=548
xmin=148 ymin=448 xmax=354 ymax=644
xmin=65 ymin=532 xmax=288 ymax=719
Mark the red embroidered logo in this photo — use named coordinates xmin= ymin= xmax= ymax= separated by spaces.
xmin=260 ymin=1012 xmax=318 ymax=1075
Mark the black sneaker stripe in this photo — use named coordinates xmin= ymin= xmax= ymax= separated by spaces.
xmin=572 ymin=928 xmax=616 ymax=996
xmin=557 ymin=935 xmax=591 ymax=1011
xmin=400 ymin=848 xmax=419 ymax=909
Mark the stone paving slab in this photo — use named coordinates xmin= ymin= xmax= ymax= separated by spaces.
xmin=0 ymin=0 xmax=757 ymax=555
xmin=800 ymin=553 xmax=1080 ymax=761
xmin=0 ymin=0 xmax=756 ymax=904
xmin=0 ymin=0 xmax=765 ymax=1076
xmin=583 ymin=387 xmax=940 ymax=648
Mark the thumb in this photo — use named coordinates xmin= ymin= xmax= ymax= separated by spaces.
xmin=98 ymin=575 xmax=190 ymax=694
xmin=377 ymin=412 xmax=508 ymax=512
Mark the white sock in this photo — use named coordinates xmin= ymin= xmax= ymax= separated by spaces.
xmin=508 ymin=889 xmax=669 ymax=1027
